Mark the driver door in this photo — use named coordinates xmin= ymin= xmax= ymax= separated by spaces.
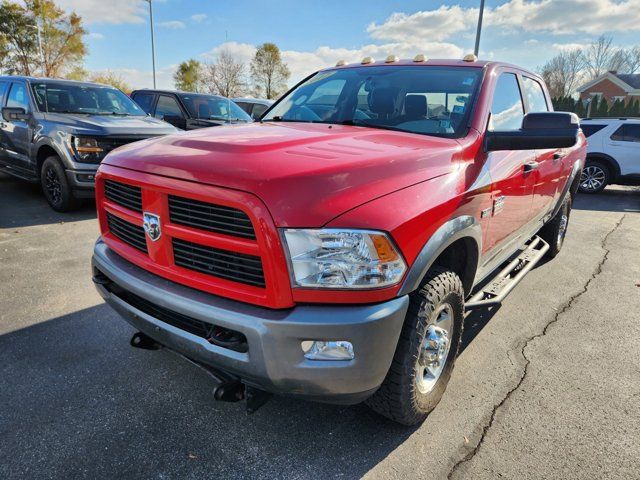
xmin=1 ymin=81 xmax=34 ymax=171
xmin=484 ymin=72 xmax=536 ymax=253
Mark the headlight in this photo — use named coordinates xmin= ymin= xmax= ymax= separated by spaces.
xmin=282 ymin=229 xmax=407 ymax=289
xmin=71 ymin=136 xmax=104 ymax=163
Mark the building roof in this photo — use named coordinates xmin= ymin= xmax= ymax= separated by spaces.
xmin=577 ymin=71 xmax=640 ymax=93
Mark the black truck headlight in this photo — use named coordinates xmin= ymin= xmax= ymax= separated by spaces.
xmin=71 ymin=136 xmax=104 ymax=163
xmin=282 ymin=229 xmax=407 ymax=289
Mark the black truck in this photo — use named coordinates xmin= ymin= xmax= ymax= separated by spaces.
xmin=130 ymin=89 xmax=253 ymax=130
xmin=0 ymin=76 xmax=177 ymax=211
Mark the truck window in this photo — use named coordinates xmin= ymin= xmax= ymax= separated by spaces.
xmin=522 ymin=76 xmax=549 ymax=112
xmin=132 ymin=92 xmax=155 ymax=114
xmin=580 ymin=124 xmax=606 ymax=137
xmin=251 ymin=103 xmax=268 ymax=119
xmin=489 ymin=73 xmax=524 ymax=131
xmin=155 ymin=95 xmax=184 ymax=119
xmin=6 ymin=82 xmax=30 ymax=112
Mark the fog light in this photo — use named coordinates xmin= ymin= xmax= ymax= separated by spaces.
xmin=76 ymin=173 xmax=95 ymax=182
xmin=301 ymin=340 xmax=354 ymax=361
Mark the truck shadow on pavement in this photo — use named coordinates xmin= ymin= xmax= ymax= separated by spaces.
xmin=0 ymin=173 xmax=96 ymax=229
xmin=573 ymin=187 xmax=640 ymax=213
xmin=0 ymin=305 xmax=421 ymax=479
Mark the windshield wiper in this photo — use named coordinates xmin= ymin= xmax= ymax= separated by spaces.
xmin=96 ymin=112 xmax=133 ymax=116
xmin=337 ymin=119 xmax=407 ymax=133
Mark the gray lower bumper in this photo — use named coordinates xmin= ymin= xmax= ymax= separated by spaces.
xmin=92 ymin=239 xmax=409 ymax=404
xmin=65 ymin=168 xmax=97 ymax=197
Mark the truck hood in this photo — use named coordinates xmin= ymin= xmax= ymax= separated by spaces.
xmin=102 ymin=122 xmax=460 ymax=227
xmin=43 ymin=113 xmax=178 ymax=136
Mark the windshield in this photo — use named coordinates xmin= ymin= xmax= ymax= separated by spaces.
xmin=263 ymin=66 xmax=482 ymax=138
xmin=31 ymin=82 xmax=146 ymax=116
xmin=178 ymin=93 xmax=252 ymax=122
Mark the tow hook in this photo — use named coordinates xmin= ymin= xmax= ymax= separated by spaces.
xmin=130 ymin=331 xmax=160 ymax=350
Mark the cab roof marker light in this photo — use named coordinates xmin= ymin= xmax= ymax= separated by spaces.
xmin=413 ymin=54 xmax=427 ymax=62
xmin=361 ymin=56 xmax=374 ymax=64
xmin=463 ymin=54 xmax=478 ymax=62
xmin=385 ymin=55 xmax=399 ymax=63
xmin=335 ymin=60 xmax=347 ymax=67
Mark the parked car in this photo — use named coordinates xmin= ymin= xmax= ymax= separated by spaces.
xmin=578 ymin=117 xmax=640 ymax=193
xmin=0 ymin=76 xmax=177 ymax=211
xmin=232 ymin=97 xmax=273 ymax=120
xmin=92 ymin=57 xmax=585 ymax=425
xmin=130 ymin=89 xmax=252 ymax=130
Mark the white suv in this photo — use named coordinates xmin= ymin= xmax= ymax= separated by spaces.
xmin=579 ymin=118 xmax=640 ymax=193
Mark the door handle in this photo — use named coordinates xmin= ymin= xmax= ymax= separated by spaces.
xmin=553 ymin=152 xmax=566 ymax=162
xmin=524 ymin=161 xmax=539 ymax=172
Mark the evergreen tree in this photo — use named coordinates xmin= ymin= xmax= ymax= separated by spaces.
xmin=575 ymin=100 xmax=586 ymax=118
xmin=596 ymin=97 xmax=609 ymax=117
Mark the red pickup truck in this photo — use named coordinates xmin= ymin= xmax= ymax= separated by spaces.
xmin=92 ymin=57 xmax=585 ymax=425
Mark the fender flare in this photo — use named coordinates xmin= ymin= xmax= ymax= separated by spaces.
xmin=547 ymin=159 xmax=582 ymax=221
xmin=398 ymin=215 xmax=482 ymax=296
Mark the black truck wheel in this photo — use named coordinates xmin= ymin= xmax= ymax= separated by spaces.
xmin=366 ymin=266 xmax=464 ymax=425
xmin=41 ymin=156 xmax=80 ymax=212
xmin=540 ymin=196 xmax=571 ymax=259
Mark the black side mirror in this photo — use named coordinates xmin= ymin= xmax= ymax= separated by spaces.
xmin=485 ymin=112 xmax=579 ymax=151
xmin=162 ymin=114 xmax=187 ymax=130
xmin=2 ymin=107 xmax=30 ymax=122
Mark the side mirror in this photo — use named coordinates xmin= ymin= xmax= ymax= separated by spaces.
xmin=162 ymin=115 xmax=187 ymax=130
xmin=485 ymin=112 xmax=579 ymax=151
xmin=2 ymin=107 xmax=30 ymax=122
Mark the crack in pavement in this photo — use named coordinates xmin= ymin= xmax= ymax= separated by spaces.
xmin=447 ymin=214 xmax=626 ymax=480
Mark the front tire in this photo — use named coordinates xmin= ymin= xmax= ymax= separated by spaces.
xmin=366 ymin=267 xmax=464 ymax=425
xmin=579 ymin=160 xmax=609 ymax=194
xmin=539 ymin=196 xmax=571 ymax=259
xmin=41 ymin=156 xmax=80 ymax=212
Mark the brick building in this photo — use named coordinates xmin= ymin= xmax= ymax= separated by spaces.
xmin=577 ymin=71 xmax=640 ymax=104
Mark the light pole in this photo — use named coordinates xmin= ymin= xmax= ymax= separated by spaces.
xmin=145 ymin=0 xmax=156 ymax=88
xmin=473 ymin=0 xmax=485 ymax=57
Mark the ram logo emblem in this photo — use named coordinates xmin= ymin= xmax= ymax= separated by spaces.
xmin=143 ymin=212 xmax=161 ymax=242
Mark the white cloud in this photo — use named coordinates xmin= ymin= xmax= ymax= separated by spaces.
xmin=368 ymin=6 xmax=477 ymax=42
xmin=202 ymin=41 xmax=257 ymax=64
xmin=158 ymin=20 xmax=185 ymax=29
xmin=55 ymin=0 xmax=147 ymax=24
xmin=88 ymin=32 xmax=104 ymax=40
xmin=552 ymin=42 xmax=584 ymax=52
xmin=191 ymin=13 xmax=207 ymax=23
xmin=109 ymin=64 xmax=177 ymax=90
xmin=367 ymin=0 xmax=640 ymax=42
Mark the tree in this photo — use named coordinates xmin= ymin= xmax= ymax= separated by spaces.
xmin=250 ymin=43 xmax=290 ymax=99
xmin=584 ymin=35 xmax=616 ymax=79
xmin=174 ymin=59 xmax=202 ymax=92
xmin=89 ymin=71 xmax=131 ymax=93
xmin=65 ymin=65 xmax=88 ymax=81
xmin=596 ymin=97 xmax=609 ymax=117
xmin=0 ymin=0 xmax=86 ymax=77
xmin=540 ymin=49 xmax=586 ymax=99
xmin=625 ymin=46 xmax=640 ymax=74
xmin=203 ymin=50 xmax=246 ymax=98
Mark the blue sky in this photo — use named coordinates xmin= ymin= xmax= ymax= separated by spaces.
xmin=55 ymin=0 xmax=640 ymax=89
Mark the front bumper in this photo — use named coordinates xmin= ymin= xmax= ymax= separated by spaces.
xmin=92 ymin=239 xmax=409 ymax=404
xmin=65 ymin=167 xmax=98 ymax=197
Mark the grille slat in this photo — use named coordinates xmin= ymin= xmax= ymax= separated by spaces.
xmin=107 ymin=213 xmax=147 ymax=253
xmin=173 ymin=238 xmax=265 ymax=288
xmin=104 ymin=180 xmax=142 ymax=212
xmin=169 ymin=195 xmax=256 ymax=239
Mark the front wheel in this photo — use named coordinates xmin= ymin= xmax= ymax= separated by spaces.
xmin=366 ymin=267 xmax=464 ymax=425
xmin=41 ymin=156 xmax=80 ymax=212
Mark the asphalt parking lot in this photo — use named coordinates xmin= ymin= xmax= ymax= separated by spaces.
xmin=1 ymin=172 xmax=639 ymax=480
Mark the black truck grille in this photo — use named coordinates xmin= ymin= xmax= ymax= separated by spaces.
xmin=168 ymin=195 xmax=256 ymax=239
xmin=107 ymin=212 xmax=147 ymax=253
xmin=104 ymin=180 xmax=142 ymax=212
xmin=97 ymin=136 xmax=153 ymax=153
xmin=173 ymin=238 xmax=265 ymax=287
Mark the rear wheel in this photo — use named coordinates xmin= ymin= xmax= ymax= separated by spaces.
xmin=41 ymin=156 xmax=80 ymax=212
xmin=579 ymin=161 xmax=609 ymax=194
xmin=366 ymin=267 xmax=464 ymax=425
xmin=540 ymin=196 xmax=571 ymax=259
